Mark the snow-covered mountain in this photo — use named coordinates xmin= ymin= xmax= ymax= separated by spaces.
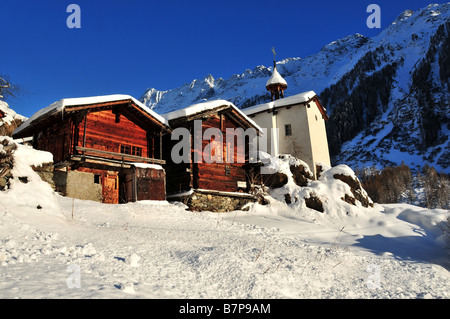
xmin=140 ymin=3 xmax=450 ymax=173
xmin=323 ymin=3 xmax=450 ymax=173
xmin=140 ymin=32 xmax=370 ymax=114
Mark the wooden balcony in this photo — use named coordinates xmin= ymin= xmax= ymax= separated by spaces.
xmin=75 ymin=146 xmax=166 ymax=165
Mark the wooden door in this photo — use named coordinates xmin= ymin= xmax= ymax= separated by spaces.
xmin=135 ymin=168 xmax=166 ymax=201
xmin=102 ymin=174 xmax=119 ymax=204
xmin=123 ymin=171 xmax=135 ymax=203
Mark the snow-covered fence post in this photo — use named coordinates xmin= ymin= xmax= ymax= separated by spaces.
xmin=366 ymin=264 xmax=381 ymax=289
xmin=66 ymin=264 xmax=81 ymax=289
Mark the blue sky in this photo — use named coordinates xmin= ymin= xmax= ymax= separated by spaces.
xmin=0 ymin=0 xmax=443 ymax=117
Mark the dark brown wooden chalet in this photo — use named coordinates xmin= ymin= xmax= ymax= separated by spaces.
xmin=161 ymin=100 xmax=264 ymax=211
xmin=13 ymin=95 xmax=171 ymax=204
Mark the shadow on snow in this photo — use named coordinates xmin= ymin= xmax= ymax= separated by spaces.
xmin=354 ymin=233 xmax=450 ymax=270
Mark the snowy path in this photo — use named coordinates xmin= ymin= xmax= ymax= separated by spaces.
xmin=0 ymin=196 xmax=448 ymax=299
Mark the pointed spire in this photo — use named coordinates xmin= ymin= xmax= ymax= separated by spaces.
xmin=266 ymin=63 xmax=288 ymax=88
xmin=266 ymin=48 xmax=287 ymax=101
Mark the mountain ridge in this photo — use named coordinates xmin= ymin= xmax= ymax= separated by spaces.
xmin=141 ymin=3 xmax=449 ymax=173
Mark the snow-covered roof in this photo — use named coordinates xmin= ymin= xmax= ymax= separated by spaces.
xmin=162 ymin=99 xmax=264 ymax=134
xmin=242 ymin=91 xmax=317 ymax=116
xmin=266 ymin=66 xmax=287 ymax=88
xmin=162 ymin=99 xmax=233 ymax=121
xmin=132 ymin=163 xmax=164 ymax=170
xmin=14 ymin=94 xmax=169 ymax=136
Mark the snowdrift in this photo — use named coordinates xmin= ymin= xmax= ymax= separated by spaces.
xmin=0 ymin=136 xmax=61 ymax=219
xmin=244 ymin=153 xmax=449 ymax=269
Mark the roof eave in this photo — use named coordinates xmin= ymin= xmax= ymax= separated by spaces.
xmin=13 ymin=95 xmax=172 ymax=138
xmin=243 ymin=93 xmax=329 ymax=120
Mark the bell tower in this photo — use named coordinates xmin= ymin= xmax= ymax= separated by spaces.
xmin=266 ymin=47 xmax=287 ymax=101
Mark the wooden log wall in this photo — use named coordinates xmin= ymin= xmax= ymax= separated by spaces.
xmin=162 ymin=127 xmax=193 ymax=194
xmin=196 ymin=113 xmax=248 ymax=193
xmin=135 ymin=168 xmax=166 ymax=201
xmin=164 ymin=110 xmax=255 ymax=194
xmin=34 ymin=120 xmax=72 ymax=164
xmin=77 ymin=109 xmax=149 ymax=158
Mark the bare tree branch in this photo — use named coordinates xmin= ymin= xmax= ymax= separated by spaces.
xmin=0 ymin=75 xmax=19 ymax=100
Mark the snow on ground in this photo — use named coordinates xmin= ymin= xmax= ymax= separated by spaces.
xmin=0 ymin=196 xmax=448 ymax=299
xmin=0 ymin=146 xmax=449 ymax=299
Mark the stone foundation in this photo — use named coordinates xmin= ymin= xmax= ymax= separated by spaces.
xmin=170 ymin=190 xmax=258 ymax=212
xmin=54 ymin=170 xmax=102 ymax=202
xmin=32 ymin=163 xmax=55 ymax=190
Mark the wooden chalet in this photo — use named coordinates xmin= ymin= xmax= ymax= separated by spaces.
xmin=13 ymin=95 xmax=171 ymax=204
xmin=161 ymin=100 xmax=264 ymax=211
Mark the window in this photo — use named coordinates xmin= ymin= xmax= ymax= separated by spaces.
xmin=120 ymin=144 xmax=143 ymax=157
xmin=120 ymin=145 xmax=131 ymax=155
xmin=132 ymin=146 xmax=142 ymax=157
xmin=94 ymin=174 xmax=101 ymax=184
xmin=285 ymin=124 xmax=292 ymax=136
